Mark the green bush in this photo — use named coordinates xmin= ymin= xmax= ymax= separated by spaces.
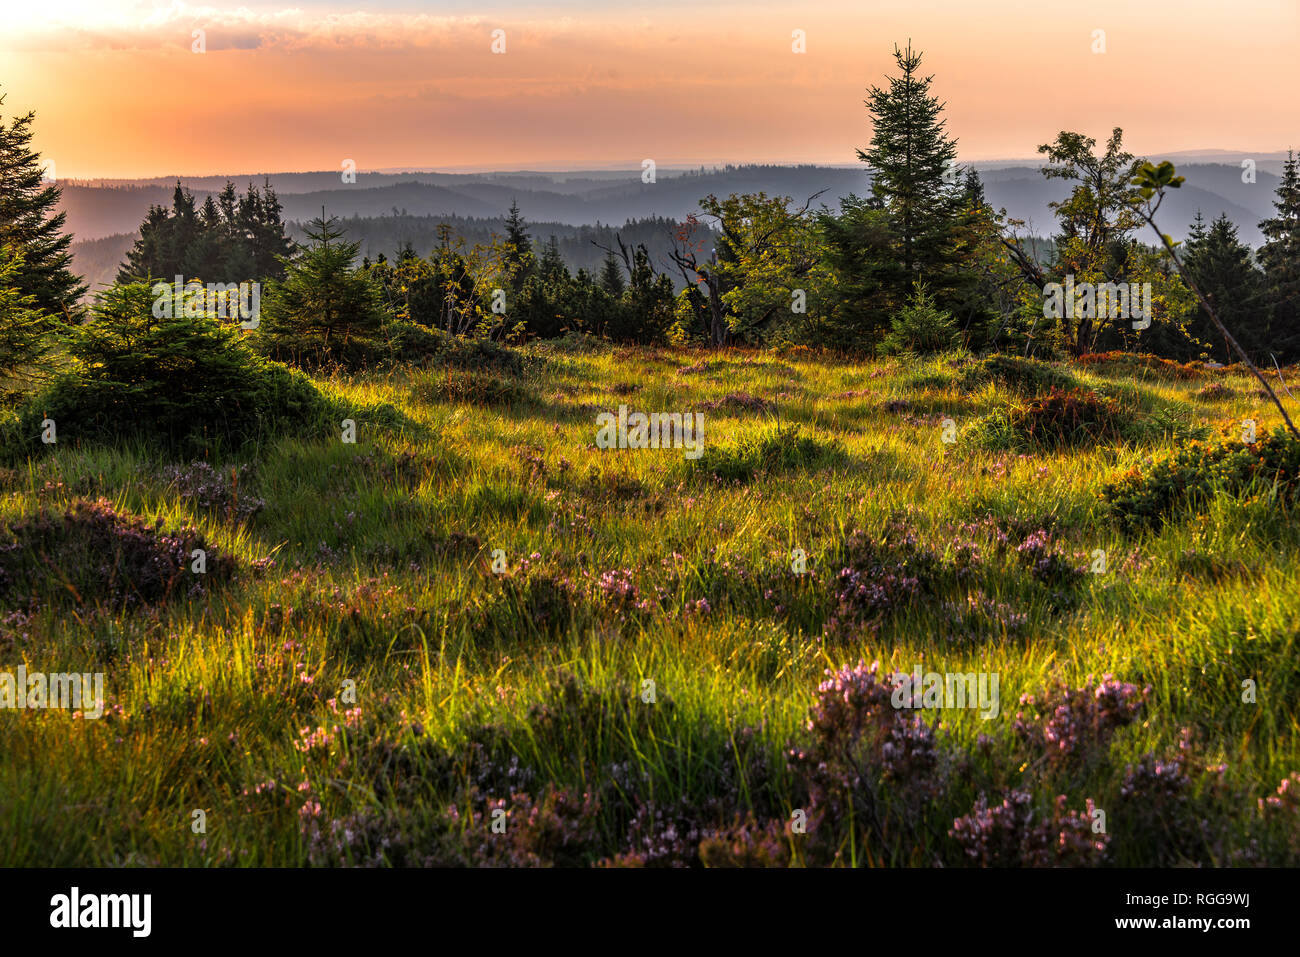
xmin=435 ymin=335 xmax=524 ymax=376
xmin=1104 ymin=428 xmax=1300 ymax=528
xmin=692 ymin=426 xmax=844 ymax=482
xmin=959 ymin=354 xmax=1076 ymax=395
xmin=971 ymin=387 xmax=1129 ymax=452
xmin=5 ymin=282 xmax=327 ymax=457
xmin=879 ymin=283 xmax=959 ymax=356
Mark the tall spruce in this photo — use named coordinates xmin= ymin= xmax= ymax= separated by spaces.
xmin=502 ymin=199 xmax=535 ymax=287
xmin=860 ymin=42 xmax=960 ymax=276
xmin=1258 ymin=150 xmax=1300 ymax=360
xmin=0 ymin=92 xmax=86 ymax=313
xmin=1182 ymin=212 xmax=1266 ymax=362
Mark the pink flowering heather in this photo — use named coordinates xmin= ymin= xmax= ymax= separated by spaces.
xmin=1014 ymin=674 xmax=1149 ymax=765
xmin=950 ymin=790 xmax=1108 ymax=867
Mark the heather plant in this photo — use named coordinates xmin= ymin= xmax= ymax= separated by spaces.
xmin=690 ymin=425 xmax=844 ymax=483
xmin=155 ymin=461 xmax=266 ymax=521
xmin=1014 ymin=528 xmax=1087 ymax=587
xmin=2 ymin=337 xmax=1297 ymax=868
xmin=419 ymin=366 xmax=538 ymax=407
xmin=1012 ymin=675 xmax=1148 ymax=770
xmin=949 ymin=790 xmax=1108 ymax=867
xmin=970 ymin=387 xmax=1129 ymax=451
xmin=1110 ymin=753 xmax=1223 ymax=867
xmin=787 ymin=660 xmax=950 ymax=865
xmin=823 ymin=522 xmax=964 ymax=638
xmin=0 ymin=499 xmax=235 ymax=610
xmin=1076 ymin=351 xmax=1206 ymax=381
xmin=1195 ymin=381 xmax=1236 ymax=402
xmin=958 ymin=354 xmax=1076 ymax=395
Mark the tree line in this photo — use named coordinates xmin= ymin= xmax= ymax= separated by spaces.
xmin=3 ymin=43 xmax=1300 ymax=384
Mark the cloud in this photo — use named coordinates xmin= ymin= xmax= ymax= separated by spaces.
xmin=1 ymin=5 xmax=502 ymax=53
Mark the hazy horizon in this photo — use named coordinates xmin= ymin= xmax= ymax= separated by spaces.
xmin=4 ymin=1 xmax=1296 ymax=179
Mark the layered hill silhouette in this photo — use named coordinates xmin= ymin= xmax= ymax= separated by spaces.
xmin=62 ymin=159 xmax=1288 ymax=295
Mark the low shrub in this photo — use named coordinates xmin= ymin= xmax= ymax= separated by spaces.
xmin=1076 ymin=351 xmax=1205 ymax=380
xmin=1103 ymin=428 xmax=1300 ymax=528
xmin=5 ymin=283 xmax=328 ymax=457
xmin=0 ymin=499 xmax=236 ymax=610
xmin=971 ymin=387 xmax=1128 ymax=451
xmin=958 ymin=355 xmax=1076 ymax=395
xmin=691 ymin=426 xmax=844 ymax=483
xmin=421 ymin=367 xmax=537 ymax=406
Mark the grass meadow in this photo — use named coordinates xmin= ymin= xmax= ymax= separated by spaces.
xmin=2 ymin=339 xmax=1298 ymax=867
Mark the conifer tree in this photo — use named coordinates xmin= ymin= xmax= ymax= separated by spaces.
xmin=861 ymin=43 xmax=960 ymax=276
xmin=539 ymin=235 xmax=568 ymax=282
xmin=502 ymin=199 xmax=535 ymax=287
xmin=1259 ymin=151 xmax=1300 ymax=359
xmin=258 ymin=213 xmax=388 ymax=367
xmin=0 ymin=92 xmax=86 ymax=312
xmin=1182 ymin=212 xmax=1266 ymax=362
xmin=0 ymin=245 xmax=48 ymax=377
xmin=598 ymin=249 xmax=626 ymax=297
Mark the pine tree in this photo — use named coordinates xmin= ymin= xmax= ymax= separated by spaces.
xmin=598 ymin=249 xmax=626 ymax=297
xmin=1182 ymin=213 xmax=1266 ymax=362
xmin=258 ymin=213 xmax=389 ymax=368
xmin=860 ymin=42 xmax=960 ymax=276
xmin=0 ymin=245 xmax=48 ymax=378
xmin=0 ymin=92 xmax=86 ymax=312
xmin=1259 ymin=150 xmax=1300 ymax=360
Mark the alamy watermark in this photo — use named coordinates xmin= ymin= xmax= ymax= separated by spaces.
xmin=0 ymin=666 xmax=105 ymax=718
xmin=891 ymin=666 xmax=1000 ymax=719
xmin=595 ymin=405 xmax=704 ymax=459
xmin=151 ymin=275 xmax=261 ymax=329
xmin=1043 ymin=276 xmax=1152 ymax=330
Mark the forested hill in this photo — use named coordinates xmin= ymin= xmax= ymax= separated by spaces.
xmin=65 ymin=160 xmax=1285 ymax=296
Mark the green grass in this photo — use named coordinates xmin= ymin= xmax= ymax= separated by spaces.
xmin=1 ymin=340 xmax=1297 ymax=866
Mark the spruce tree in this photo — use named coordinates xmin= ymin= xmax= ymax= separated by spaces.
xmin=502 ymin=199 xmax=535 ymax=287
xmin=0 ymin=245 xmax=48 ymax=378
xmin=539 ymin=235 xmax=568 ymax=282
xmin=1182 ymin=213 xmax=1266 ymax=362
xmin=1259 ymin=151 xmax=1300 ymax=360
xmin=0 ymin=92 xmax=86 ymax=312
xmin=598 ymin=249 xmax=626 ymax=297
xmin=860 ymin=42 xmax=960 ymax=276
xmin=258 ymin=213 xmax=389 ymax=368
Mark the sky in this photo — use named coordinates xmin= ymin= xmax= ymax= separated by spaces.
xmin=2 ymin=0 xmax=1297 ymax=179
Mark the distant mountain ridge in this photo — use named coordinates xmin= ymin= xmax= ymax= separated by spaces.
xmin=64 ymin=159 xmax=1289 ymax=295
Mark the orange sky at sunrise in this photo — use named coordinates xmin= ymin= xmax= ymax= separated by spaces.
xmin=2 ymin=0 xmax=1297 ymax=179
